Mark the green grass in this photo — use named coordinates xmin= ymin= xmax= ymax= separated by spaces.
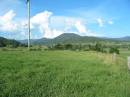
xmin=0 ymin=50 xmax=130 ymax=97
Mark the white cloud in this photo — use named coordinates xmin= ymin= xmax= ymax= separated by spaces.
xmin=31 ymin=11 xmax=64 ymax=38
xmin=30 ymin=11 xmax=86 ymax=38
xmin=0 ymin=10 xmax=101 ymax=39
xmin=0 ymin=10 xmax=15 ymax=22
xmin=96 ymin=18 xmax=114 ymax=27
xmin=26 ymin=11 xmax=102 ymax=38
xmin=31 ymin=11 xmax=52 ymax=25
xmin=97 ymin=18 xmax=104 ymax=27
xmin=75 ymin=20 xmax=87 ymax=33
xmin=51 ymin=17 xmax=87 ymax=33
xmin=64 ymin=18 xmax=100 ymax=36
xmin=108 ymin=20 xmax=113 ymax=25
xmin=0 ymin=10 xmax=18 ymax=32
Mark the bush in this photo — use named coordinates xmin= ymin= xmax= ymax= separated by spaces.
xmin=109 ymin=47 xmax=120 ymax=54
xmin=1 ymin=48 xmax=8 ymax=51
xmin=30 ymin=46 xmax=42 ymax=51
xmin=54 ymin=44 xmax=64 ymax=50
xmin=64 ymin=44 xmax=73 ymax=50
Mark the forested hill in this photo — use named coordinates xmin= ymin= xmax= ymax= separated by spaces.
xmin=18 ymin=33 xmax=130 ymax=46
xmin=0 ymin=37 xmax=24 ymax=47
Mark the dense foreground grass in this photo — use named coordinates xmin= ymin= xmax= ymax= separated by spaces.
xmin=0 ymin=50 xmax=130 ymax=97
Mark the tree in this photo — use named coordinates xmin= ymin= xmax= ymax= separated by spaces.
xmin=95 ymin=42 xmax=103 ymax=52
xmin=54 ymin=44 xmax=64 ymax=50
xmin=64 ymin=44 xmax=73 ymax=50
xmin=109 ymin=47 xmax=120 ymax=54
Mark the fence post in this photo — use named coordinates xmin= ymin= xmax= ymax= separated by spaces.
xmin=128 ymin=57 xmax=130 ymax=70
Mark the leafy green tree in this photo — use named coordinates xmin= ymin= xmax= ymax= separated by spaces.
xmin=109 ymin=47 xmax=120 ymax=54
xmin=64 ymin=44 xmax=73 ymax=50
xmin=54 ymin=44 xmax=64 ymax=50
xmin=95 ymin=42 xmax=103 ymax=52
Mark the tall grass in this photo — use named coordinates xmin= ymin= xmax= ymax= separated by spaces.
xmin=0 ymin=50 xmax=129 ymax=97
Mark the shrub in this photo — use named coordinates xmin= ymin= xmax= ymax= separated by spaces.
xmin=109 ymin=47 xmax=120 ymax=54
xmin=94 ymin=42 xmax=104 ymax=52
xmin=54 ymin=44 xmax=64 ymax=50
xmin=1 ymin=48 xmax=8 ymax=51
xmin=64 ymin=44 xmax=73 ymax=50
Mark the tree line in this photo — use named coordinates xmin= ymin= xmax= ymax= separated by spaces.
xmin=49 ymin=42 xmax=121 ymax=54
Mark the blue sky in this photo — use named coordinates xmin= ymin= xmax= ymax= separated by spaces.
xmin=0 ymin=0 xmax=129 ymax=39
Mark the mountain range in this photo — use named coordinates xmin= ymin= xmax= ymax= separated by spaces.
xmin=0 ymin=37 xmax=23 ymax=47
xmin=0 ymin=33 xmax=130 ymax=47
xmin=18 ymin=33 xmax=130 ymax=46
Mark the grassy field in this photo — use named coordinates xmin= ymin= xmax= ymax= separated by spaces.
xmin=0 ymin=50 xmax=130 ymax=97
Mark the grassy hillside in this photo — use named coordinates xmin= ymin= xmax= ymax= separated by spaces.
xmin=18 ymin=33 xmax=130 ymax=46
xmin=0 ymin=37 xmax=24 ymax=47
xmin=0 ymin=50 xmax=130 ymax=97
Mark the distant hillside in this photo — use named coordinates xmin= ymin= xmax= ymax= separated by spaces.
xmin=114 ymin=36 xmax=130 ymax=41
xmin=19 ymin=38 xmax=52 ymax=45
xmin=18 ymin=33 xmax=130 ymax=46
xmin=53 ymin=33 xmax=106 ymax=44
xmin=0 ymin=37 xmax=24 ymax=47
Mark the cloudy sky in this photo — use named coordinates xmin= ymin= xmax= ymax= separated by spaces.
xmin=0 ymin=0 xmax=129 ymax=39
